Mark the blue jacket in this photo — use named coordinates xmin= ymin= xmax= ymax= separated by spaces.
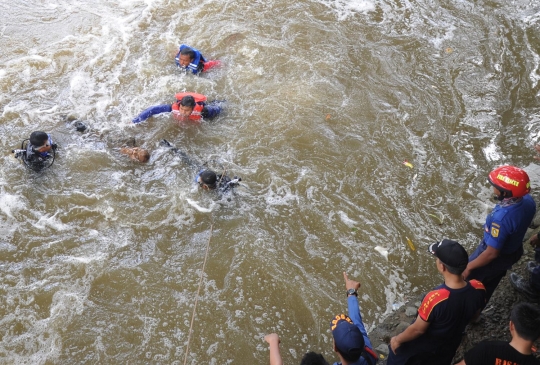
xmin=334 ymin=296 xmax=377 ymax=365
xmin=470 ymin=194 xmax=536 ymax=262
xmin=175 ymin=44 xmax=206 ymax=74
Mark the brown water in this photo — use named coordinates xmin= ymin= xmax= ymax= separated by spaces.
xmin=1 ymin=0 xmax=540 ymax=363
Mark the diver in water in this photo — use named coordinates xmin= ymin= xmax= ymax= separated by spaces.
xmin=175 ymin=44 xmax=221 ymax=75
xmin=195 ymin=169 xmax=241 ymax=192
xmin=12 ymin=131 xmax=57 ymax=171
xmin=159 ymin=139 xmax=241 ymax=193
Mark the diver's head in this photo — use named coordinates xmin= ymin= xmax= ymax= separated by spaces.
xmin=178 ymin=96 xmax=196 ymax=117
xmin=179 ymin=47 xmax=196 ymax=67
xmin=30 ymin=131 xmax=51 ymax=153
xmin=198 ymin=170 xmax=218 ymax=190
xmin=120 ymin=147 xmax=150 ymax=163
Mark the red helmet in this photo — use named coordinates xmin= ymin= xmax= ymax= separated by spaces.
xmin=488 ymin=166 xmax=531 ymax=198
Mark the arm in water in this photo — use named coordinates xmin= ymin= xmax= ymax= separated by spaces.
xmin=201 ymin=101 xmax=223 ymax=119
xmin=132 ymin=104 xmax=172 ymax=124
xmin=159 ymin=139 xmax=201 ymax=168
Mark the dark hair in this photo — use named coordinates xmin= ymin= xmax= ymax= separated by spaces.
xmin=441 ymin=263 xmax=465 ymax=276
xmin=300 ymin=351 xmax=329 ymax=365
xmin=180 ymin=47 xmax=196 ymax=60
xmin=30 ymin=131 xmax=49 ymax=147
xmin=200 ymin=170 xmax=217 ymax=188
xmin=510 ymin=302 xmax=540 ymax=341
xmin=180 ymin=95 xmax=196 ymax=109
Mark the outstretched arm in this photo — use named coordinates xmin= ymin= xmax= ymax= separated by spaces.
xmin=264 ymin=333 xmax=283 ymax=365
xmin=132 ymin=104 xmax=172 ymax=124
xmin=343 ymin=272 xmax=373 ymax=350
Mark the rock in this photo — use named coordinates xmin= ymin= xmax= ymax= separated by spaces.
xmin=395 ymin=321 xmax=410 ymax=334
xmin=405 ymin=306 xmax=418 ymax=317
xmin=375 ymin=343 xmax=389 ymax=356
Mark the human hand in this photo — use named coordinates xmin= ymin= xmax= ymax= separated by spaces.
xmin=264 ymin=333 xmax=280 ymax=345
xmin=390 ymin=336 xmax=400 ymax=354
xmin=343 ymin=272 xmax=361 ymax=292
xmin=462 ymin=268 xmax=471 ymax=281
xmin=530 ymin=233 xmax=540 ymax=248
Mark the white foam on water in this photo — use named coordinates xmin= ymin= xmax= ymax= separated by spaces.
xmin=0 ymin=192 xmax=25 ymax=219
xmin=338 ymin=210 xmax=358 ymax=227
xmin=318 ymin=0 xmax=376 ymax=20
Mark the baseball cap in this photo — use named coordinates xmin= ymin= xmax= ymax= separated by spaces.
xmin=330 ymin=314 xmax=364 ymax=361
xmin=428 ymin=239 xmax=468 ymax=270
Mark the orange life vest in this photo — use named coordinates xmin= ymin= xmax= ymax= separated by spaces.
xmin=171 ymin=92 xmax=207 ymax=121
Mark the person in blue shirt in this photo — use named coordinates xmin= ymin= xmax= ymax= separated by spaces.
xmin=175 ymin=44 xmax=221 ymax=74
xmin=330 ymin=272 xmax=377 ymax=365
xmin=12 ymin=131 xmax=57 ymax=171
xmin=132 ymin=92 xmax=222 ymax=124
xmin=463 ymin=166 xmax=536 ymax=304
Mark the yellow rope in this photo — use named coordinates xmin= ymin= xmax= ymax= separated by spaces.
xmin=183 ymin=223 xmax=214 ymax=365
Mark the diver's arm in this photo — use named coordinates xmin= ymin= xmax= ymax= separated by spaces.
xmin=132 ymin=104 xmax=172 ymax=124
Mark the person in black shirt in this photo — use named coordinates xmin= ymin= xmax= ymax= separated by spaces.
xmin=388 ymin=239 xmax=486 ymax=365
xmin=456 ymin=302 xmax=540 ymax=365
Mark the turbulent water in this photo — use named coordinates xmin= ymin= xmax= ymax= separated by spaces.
xmin=1 ymin=0 xmax=540 ymax=363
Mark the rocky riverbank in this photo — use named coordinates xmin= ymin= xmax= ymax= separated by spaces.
xmin=369 ymin=227 xmax=540 ymax=364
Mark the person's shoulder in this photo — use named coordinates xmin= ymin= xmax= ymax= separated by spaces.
xmin=468 ymin=279 xmax=486 ymax=291
xmin=418 ymin=287 xmax=450 ymax=319
xmin=523 ymin=194 xmax=537 ymax=208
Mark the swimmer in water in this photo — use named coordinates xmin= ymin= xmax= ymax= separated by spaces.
xmin=132 ymin=93 xmax=223 ymax=124
xmin=175 ymin=44 xmax=221 ymax=74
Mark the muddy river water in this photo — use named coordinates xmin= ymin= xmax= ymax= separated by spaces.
xmin=1 ymin=0 xmax=540 ymax=363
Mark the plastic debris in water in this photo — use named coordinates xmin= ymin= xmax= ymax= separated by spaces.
xmin=427 ymin=213 xmax=444 ymax=225
xmin=403 ymin=161 xmax=413 ymax=168
xmin=392 ymin=302 xmax=404 ymax=311
xmin=374 ymin=246 xmax=388 ymax=260
xmin=445 ymin=47 xmax=453 ymax=54
xmin=325 ymin=114 xmax=331 ymax=120
xmin=405 ymin=237 xmax=416 ymax=251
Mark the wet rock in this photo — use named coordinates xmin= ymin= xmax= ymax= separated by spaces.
xmin=395 ymin=321 xmax=411 ymax=334
xmin=405 ymin=306 xmax=417 ymax=317
xmin=375 ymin=343 xmax=389 ymax=356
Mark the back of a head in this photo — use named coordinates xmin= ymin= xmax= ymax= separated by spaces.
xmin=180 ymin=47 xmax=196 ymax=60
xmin=300 ymin=351 xmax=329 ymax=365
xmin=30 ymin=131 xmax=48 ymax=147
xmin=331 ymin=315 xmax=364 ymax=363
xmin=180 ymin=95 xmax=196 ymax=108
xmin=200 ymin=170 xmax=217 ymax=187
xmin=510 ymin=302 xmax=540 ymax=341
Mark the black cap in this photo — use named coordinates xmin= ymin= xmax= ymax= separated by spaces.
xmin=428 ymin=239 xmax=468 ymax=270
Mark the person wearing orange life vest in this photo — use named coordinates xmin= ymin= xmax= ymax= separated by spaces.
xmin=131 ymin=92 xmax=222 ymax=124
xmin=463 ymin=166 xmax=536 ymax=305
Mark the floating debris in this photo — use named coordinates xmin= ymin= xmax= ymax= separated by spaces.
xmin=427 ymin=213 xmax=444 ymax=225
xmin=445 ymin=47 xmax=453 ymax=54
xmin=374 ymin=246 xmax=388 ymax=260
xmin=405 ymin=237 xmax=416 ymax=251
xmin=325 ymin=114 xmax=331 ymax=120
xmin=403 ymin=161 xmax=414 ymax=168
